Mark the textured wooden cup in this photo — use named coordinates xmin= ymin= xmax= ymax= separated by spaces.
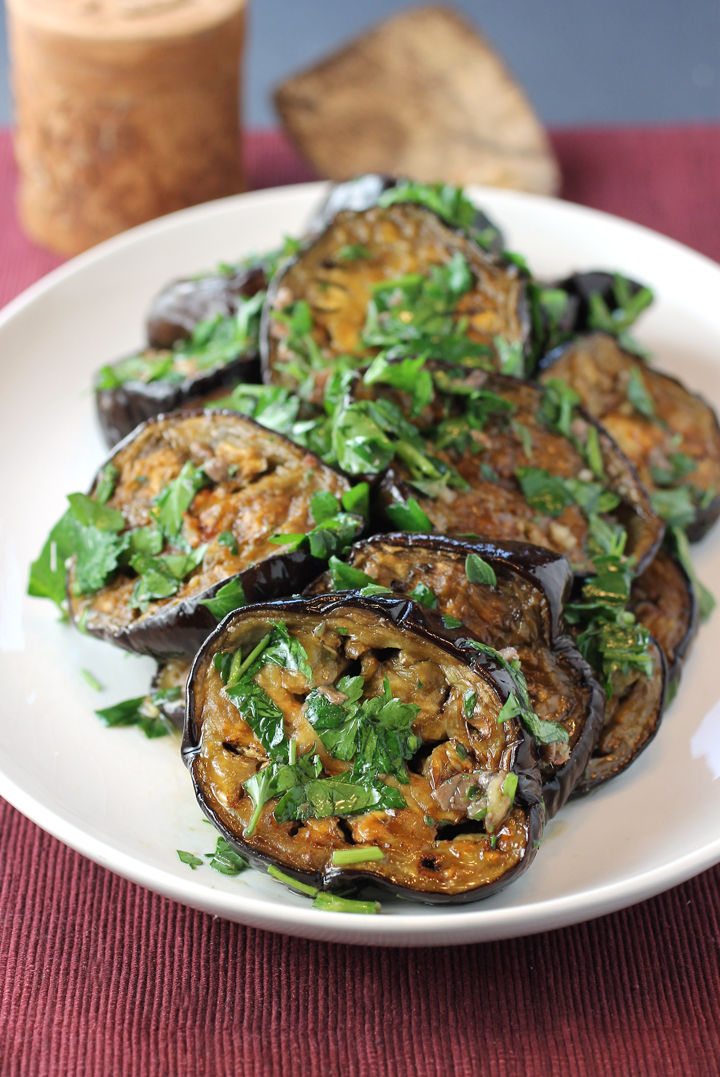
xmin=7 ymin=0 xmax=247 ymax=254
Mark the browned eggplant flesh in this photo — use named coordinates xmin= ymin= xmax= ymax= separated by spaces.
xmin=68 ymin=411 xmax=356 ymax=658
xmin=183 ymin=594 xmax=544 ymax=902
xmin=262 ymin=202 xmax=528 ymax=396
xmin=377 ymin=372 xmax=664 ymax=574
xmin=309 ymin=534 xmax=604 ymax=816
xmin=540 ymin=333 xmax=720 ymax=539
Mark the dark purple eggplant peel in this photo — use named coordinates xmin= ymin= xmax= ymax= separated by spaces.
xmin=183 ymin=593 xmax=544 ymax=904
xmin=629 ymin=548 xmax=697 ymax=685
xmin=307 ymin=533 xmax=604 ymax=818
xmin=68 ymin=410 xmax=356 ymax=659
xmin=146 ymin=264 xmax=266 ymax=350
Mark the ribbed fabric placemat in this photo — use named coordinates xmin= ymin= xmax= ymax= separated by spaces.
xmin=2 ymin=125 xmax=720 ymax=1077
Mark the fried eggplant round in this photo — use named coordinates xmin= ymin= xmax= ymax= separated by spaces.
xmin=308 ymin=534 xmax=604 ymax=817
xmin=96 ymin=266 xmax=266 ymax=447
xmin=183 ymin=593 xmax=544 ymax=904
xmin=68 ymin=410 xmax=357 ymax=659
xmin=539 ymin=332 xmax=720 ymax=539
xmin=572 ymin=638 xmax=666 ymax=796
xmin=375 ymin=372 xmax=664 ymax=574
xmin=307 ymin=175 xmax=505 ymax=252
xmin=261 ymin=201 xmax=528 ymax=394
xmin=629 ymin=548 xmax=697 ymax=685
xmin=146 ymin=264 xmax=266 ymax=349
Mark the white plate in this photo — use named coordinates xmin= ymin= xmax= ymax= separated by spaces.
xmin=2 ymin=182 xmax=720 ymax=947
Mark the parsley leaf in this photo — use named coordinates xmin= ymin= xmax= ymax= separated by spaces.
xmin=407 ymin=582 xmax=438 ymax=608
xmin=328 ymin=557 xmax=375 ymax=591
xmin=205 ymin=837 xmax=248 ymax=875
xmin=626 ymin=366 xmax=656 ymax=419
xmin=154 ymin=461 xmax=209 ymax=541
xmin=465 ymin=553 xmax=497 ymax=587
xmin=386 ymin=498 xmax=433 ymax=532
xmin=515 ymin=467 xmax=574 ymax=517
xmin=199 ymin=577 xmax=246 ymax=620
xmin=177 ymin=850 xmax=203 ymax=869
xmin=468 ymin=641 xmax=568 ymax=745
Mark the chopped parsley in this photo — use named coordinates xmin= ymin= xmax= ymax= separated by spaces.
xmin=199 ymin=577 xmax=246 ymax=620
xmin=204 ymin=837 xmax=248 ymax=875
xmin=95 ymin=688 xmax=181 ymax=738
xmin=386 ymin=497 xmax=433 ymax=533
xmin=177 ymin=850 xmax=203 ymax=870
xmin=467 ymin=641 xmax=568 ymax=746
xmin=465 ymin=553 xmax=497 ymax=587
xmin=407 ymin=582 xmax=438 ymax=608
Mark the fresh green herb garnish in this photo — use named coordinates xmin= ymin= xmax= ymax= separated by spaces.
xmin=154 ymin=461 xmax=209 ymax=541
xmin=407 ymin=582 xmax=438 ymax=608
xmin=331 ymin=847 xmax=386 ymax=866
xmin=95 ymin=690 xmax=176 ymax=738
xmin=386 ymin=498 xmax=433 ymax=533
xmin=305 ymin=674 xmax=420 ymax=783
xmin=336 ymin=244 xmax=372 ymax=262
xmin=650 ymin=487 xmax=697 ymax=529
xmin=204 ymin=837 xmax=248 ymax=875
xmin=626 ymin=366 xmax=656 ymax=418
xmin=515 ymin=467 xmax=574 ymax=517
xmin=671 ymin=526 xmax=716 ymax=622
xmin=587 ymin=274 xmax=654 ymax=353
xmin=199 ymin=577 xmax=246 ymax=620
xmin=469 ymin=641 xmax=568 ymax=745
xmin=218 ymin=530 xmax=239 ymax=555
xmin=465 ymin=553 xmax=497 ymax=587
xmin=267 ymin=865 xmax=319 ymax=897
xmin=177 ymin=850 xmax=203 ymax=870
xmin=328 ymin=557 xmax=376 ymax=591
xmin=312 ymin=894 xmax=381 ymax=914
xmin=81 ymin=669 xmax=103 ymax=691
xmin=442 ymin=614 xmax=463 ymax=629
xmin=649 ymin=452 xmax=696 ymax=488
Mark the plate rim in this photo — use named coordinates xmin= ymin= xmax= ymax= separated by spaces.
xmin=3 ymin=180 xmax=720 ymax=946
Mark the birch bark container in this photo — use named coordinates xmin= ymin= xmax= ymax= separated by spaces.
xmin=7 ymin=0 xmax=247 ymax=254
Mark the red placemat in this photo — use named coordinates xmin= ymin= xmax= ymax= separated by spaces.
xmin=2 ymin=126 xmax=720 ymax=1077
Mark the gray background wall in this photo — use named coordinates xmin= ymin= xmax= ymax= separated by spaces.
xmin=1 ymin=0 xmax=719 ymax=128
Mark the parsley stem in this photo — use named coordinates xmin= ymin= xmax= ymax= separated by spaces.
xmin=331 ymin=847 xmax=386 ymax=866
xmin=81 ymin=668 xmax=103 ymax=691
xmin=313 ymin=894 xmax=381 ymax=915
xmin=229 ymin=633 xmax=271 ymax=686
xmin=267 ymin=865 xmax=319 ymax=897
xmin=289 ymin=739 xmax=297 ymax=765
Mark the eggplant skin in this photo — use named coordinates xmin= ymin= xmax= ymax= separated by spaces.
xmin=147 ymin=265 xmax=266 ymax=349
xmin=152 ymin=658 xmax=191 ymax=730
xmin=261 ymin=202 xmax=528 ymax=392
xmin=374 ymin=373 xmax=664 ymax=575
xmin=629 ymin=548 xmax=697 ymax=685
xmin=539 ymin=332 xmax=720 ymax=540
xmin=183 ymin=593 xmax=544 ymax=905
xmin=572 ymin=639 xmax=667 ymax=796
xmin=555 ymin=271 xmax=648 ymax=336
xmin=307 ymin=533 xmax=604 ymax=818
xmin=96 ymin=356 xmax=260 ymax=449
xmin=69 ymin=409 xmax=352 ymax=659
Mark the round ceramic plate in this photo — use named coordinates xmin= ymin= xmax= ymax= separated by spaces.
xmin=2 ymin=182 xmax=719 ymax=947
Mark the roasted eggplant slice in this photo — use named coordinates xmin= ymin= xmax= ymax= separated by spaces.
xmin=629 ymin=548 xmax=697 ymax=685
xmin=374 ymin=372 xmax=664 ymax=574
xmin=183 ymin=593 xmax=543 ymax=904
xmin=308 ymin=176 xmax=505 ymax=252
xmin=96 ymin=270 xmax=266 ymax=447
xmin=261 ymin=201 xmax=529 ymax=395
xmin=67 ymin=411 xmax=360 ymax=659
xmin=146 ymin=264 xmax=267 ymax=349
xmin=308 ymin=534 xmax=603 ymax=817
xmin=572 ymin=638 xmax=666 ymax=795
xmin=539 ymin=333 xmax=720 ymax=539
